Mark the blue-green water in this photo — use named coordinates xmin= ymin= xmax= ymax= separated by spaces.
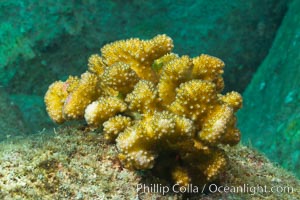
xmin=0 ymin=0 xmax=299 ymax=199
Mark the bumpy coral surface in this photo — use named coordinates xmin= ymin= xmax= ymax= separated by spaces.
xmin=45 ymin=34 xmax=242 ymax=186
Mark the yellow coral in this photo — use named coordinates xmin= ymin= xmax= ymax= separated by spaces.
xmin=87 ymin=54 xmax=105 ymax=76
xmin=157 ymin=56 xmax=193 ymax=105
xmin=172 ymin=166 xmax=191 ymax=186
xmin=103 ymin=115 xmax=132 ymax=142
xmin=101 ymin=62 xmax=139 ymax=95
xmin=125 ymin=80 xmax=158 ymax=113
xmin=152 ymin=53 xmax=179 ymax=75
xmin=101 ymin=34 xmax=173 ymax=82
xmin=168 ymin=79 xmax=217 ymax=122
xmin=198 ymin=104 xmax=234 ymax=145
xmin=44 ymin=34 xmax=243 ymax=186
xmin=44 ymin=76 xmax=80 ymax=123
xmin=44 ymin=81 xmax=68 ymax=123
xmin=63 ymin=72 xmax=101 ymax=120
xmin=219 ymin=91 xmax=243 ymax=111
xmin=192 ymin=54 xmax=225 ymax=91
xmin=202 ymin=150 xmax=227 ymax=181
xmin=84 ymin=96 xmax=127 ymax=128
xmin=116 ymin=111 xmax=195 ymax=170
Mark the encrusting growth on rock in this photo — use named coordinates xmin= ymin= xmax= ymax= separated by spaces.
xmin=44 ymin=34 xmax=243 ymax=186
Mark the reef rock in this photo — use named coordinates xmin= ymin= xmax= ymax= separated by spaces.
xmin=239 ymin=0 xmax=300 ymax=177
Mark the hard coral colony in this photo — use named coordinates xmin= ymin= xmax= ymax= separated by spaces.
xmin=44 ymin=34 xmax=242 ymax=186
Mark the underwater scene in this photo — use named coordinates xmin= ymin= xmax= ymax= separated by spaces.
xmin=0 ymin=0 xmax=299 ymax=199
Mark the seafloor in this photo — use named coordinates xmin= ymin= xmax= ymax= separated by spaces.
xmin=0 ymin=126 xmax=299 ymax=199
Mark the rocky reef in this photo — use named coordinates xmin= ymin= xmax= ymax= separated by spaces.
xmin=239 ymin=0 xmax=300 ymax=177
xmin=44 ymin=35 xmax=243 ymax=186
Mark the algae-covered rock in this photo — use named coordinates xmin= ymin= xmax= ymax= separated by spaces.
xmin=0 ymin=127 xmax=299 ymax=199
xmin=239 ymin=0 xmax=300 ymax=177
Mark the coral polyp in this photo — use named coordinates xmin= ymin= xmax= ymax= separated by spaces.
xmin=44 ymin=34 xmax=242 ymax=186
